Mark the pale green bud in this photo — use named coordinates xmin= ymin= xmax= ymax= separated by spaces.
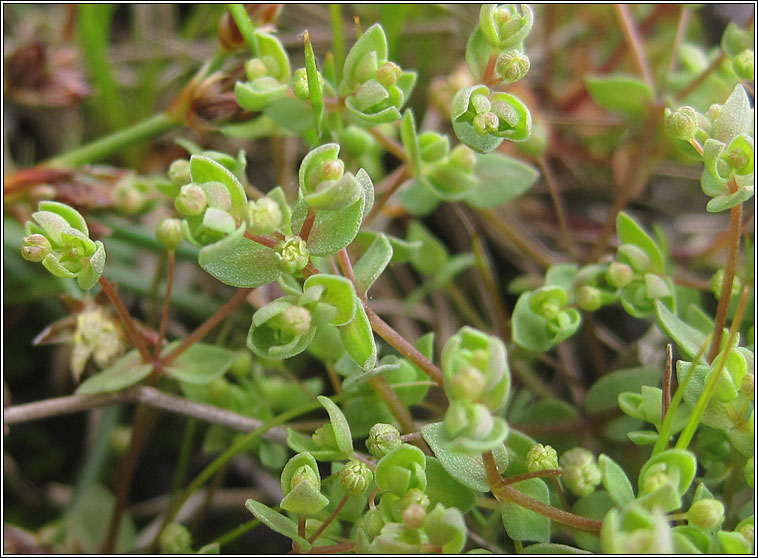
xmin=665 ymin=106 xmax=700 ymax=141
xmin=640 ymin=463 xmax=672 ymax=494
xmin=366 ymin=423 xmax=401 ymax=458
xmin=280 ymin=305 xmax=312 ymax=337
xmin=401 ymin=488 xmax=430 ymax=512
xmin=230 ymin=351 xmax=252 ymax=379
xmin=156 ymin=218 xmax=184 ymax=251
xmin=560 ymin=447 xmax=601 ymax=497
xmin=175 ymin=184 xmax=207 ymax=216
xmin=496 ymin=49 xmax=530 ymax=83
xmin=292 ymin=68 xmax=309 ymax=100
xmin=168 ymin=159 xmax=191 ymax=187
xmin=576 ymin=285 xmax=602 ymax=311
xmin=710 ymin=269 xmax=742 ymax=301
xmin=291 ymin=464 xmax=320 ymax=491
xmin=340 ymin=460 xmax=373 ymax=496
xmin=733 ymin=49 xmax=754 ymax=81
xmin=448 ymin=145 xmax=477 ymax=172
xmin=470 ymin=93 xmax=491 ymax=114
xmin=312 ymin=423 xmax=337 ymax=449
xmin=526 ymin=443 xmax=559 ymax=472
xmin=448 ymin=366 xmax=486 ymax=401
xmin=320 ymin=159 xmax=345 ymax=182
xmin=21 ymin=234 xmax=52 ymax=262
xmin=275 ymin=236 xmax=309 ymax=274
xmin=245 ymin=58 xmax=269 ymax=81
xmin=402 ymin=503 xmax=426 ymax=530
xmin=108 ymin=425 xmax=132 ymax=456
xmin=687 ymin=498 xmax=725 ymax=529
xmin=376 ymin=61 xmax=402 ymax=88
xmin=245 ymin=197 xmax=283 ymax=235
xmin=606 ymin=262 xmax=634 ymax=289
xmin=113 ymin=178 xmax=146 ymax=215
xmin=159 ymin=522 xmax=193 ymax=554
xmin=473 ymin=111 xmax=499 ymax=136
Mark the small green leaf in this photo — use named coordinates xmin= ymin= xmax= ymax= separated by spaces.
xmin=198 ymin=224 xmax=280 ymax=287
xmin=424 ymin=456 xmax=477 ymax=513
xmin=374 ymin=443 xmax=427 ymax=496
xmin=424 ymin=504 xmax=467 ymax=554
xmin=77 ymin=240 xmax=106 ymax=290
xmin=401 ymin=109 xmax=422 ymax=176
xmin=163 ymin=342 xmax=239 ymax=385
xmin=598 ymin=454 xmax=635 ymax=506
xmin=354 ymin=233 xmax=393 ymax=293
xmin=245 ymin=499 xmax=311 ymax=552
xmin=501 ymin=478 xmax=551 ymax=542
xmin=465 ymin=152 xmax=539 ymax=208
xmin=398 ymin=177 xmax=441 ymax=216
xmin=291 ymin=197 xmax=364 ymax=256
xmin=407 ymin=221 xmax=448 ymax=276
xmin=585 ymin=366 xmax=660 ymax=413
xmin=264 ymin=97 xmax=315 ymax=135
xmin=303 ymin=32 xmax=324 ymax=135
xmin=235 ymin=79 xmax=289 ymax=112
xmin=317 ymin=395 xmax=354 ymax=456
xmin=76 ymin=350 xmax=152 ymax=394
xmin=639 ymin=449 xmax=698 ymax=497
xmin=189 ymin=155 xmax=247 ymax=218
xmin=304 ymin=274 xmax=357 ymax=326
xmin=585 ymin=74 xmax=654 ymax=117
xmin=616 ymin=212 xmax=664 ymax=274
xmin=655 ymin=301 xmax=709 ymax=363
xmin=341 ymin=23 xmax=388 ymax=90
xmin=421 ymin=421 xmax=509 ymax=492
xmin=38 ymin=200 xmax=89 ymax=236
xmin=340 ymin=302 xmax=376 ymax=370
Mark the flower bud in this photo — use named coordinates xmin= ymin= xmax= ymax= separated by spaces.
xmin=275 ymin=235 xmax=309 ymax=274
xmin=526 ymin=443 xmax=559 ymax=472
xmin=156 ymin=218 xmax=184 ymax=251
xmin=113 ymin=177 xmax=147 ymax=215
xmin=402 ymin=488 xmax=430 ymax=512
xmin=448 ymin=145 xmax=477 ymax=172
xmin=687 ymin=498 xmax=725 ymax=529
xmin=640 ymin=462 xmax=671 ymax=495
xmin=291 ymin=464 xmax=320 ymax=491
xmin=560 ymin=447 xmax=602 ymax=497
xmin=312 ymin=424 xmax=337 ymax=448
xmin=245 ymin=58 xmax=269 ymax=81
xmin=710 ymin=269 xmax=742 ymax=301
xmin=159 ymin=522 xmax=193 ymax=554
xmin=376 ymin=61 xmax=402 ymax=88
xmin=168 ymin=159 xmax=191 ymax=187
xmin=496 ymin=49 xmax=530 ymax=83
xmin=292 ymin=68 xmax=310 ymax=100
xmin=366 ymin=423 xmax=401 ymax=458
xmin=175 ymin=184 xmax=207 ymax=216
xmin=706 ymin=103 xmax=722 ymax=122
xmin=280 ymin=305 xmax=312 ymax=337
xmin=245 ymin=197 xmax=283 ymax=235
xmin=402 ymin=503 xmax=426 ymax=530
xmin=470 ymin=93 xmax=491 ymax=114
xmin=733 ymin=49 xmax=754 ymax=81
xmin=340 ymin=460 xmax=373 ymax=495
xmin=665 ymin=106 xmax=700 ymax=141
xmin=473 ymin=112 xmax=499 ymax=136
xmin=448 ymin=366 xmax=486 ymax=401
xmin=320 ymin=159 xmax=345 ymax=182
xmin=230 ymin=351 xmax=252 ymax=379
xmin=576 ymin=285 xmax=602 ymax=311
xmin=606 ymin=262 xmax=634 ymax=289
xmin=21 ymin=234 xmax=52 ymax=262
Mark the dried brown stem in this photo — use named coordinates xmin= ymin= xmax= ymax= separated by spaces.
xmin=99 ymin=276 xmax=153 ymax=364
xmin=615 ymin=5 xmax=655 ymax=90
xmin=155 ymin=251 xmax=175 ymax=359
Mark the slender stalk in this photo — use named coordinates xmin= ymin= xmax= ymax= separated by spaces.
xmin=99 ymin=276 xmax=153 ymax=364
xmin=482 ymin=451 xmax=602 ymax=533
xmin=365 ymin=306 xmax=444 ymax=388
xmin=676 ymin=52 xmax=726 ymax=101
xmin=160 ymin=288 xmax=252 ymax=367
xmin=228 ymin=4 xmax=260 ymax=57
xmin=296 ymin=516 xmax=307 ymax=553
xmin=615 ymin=5 xmax=655 ymax=91
xmin=304 ymin=542 xmax=354 ymax=554
xmin=482 ymin=53 xmax=498 ymax=86
xmin=662 ymin=344 xmax=673 ymax=421
xmin=46 ymin=113 xmax=178 ymax=168
xmin=708 ymin=197 xmax=743 ymax=362
xmin=676 ymin=287 xmax=749 ymax=451
xmin=329 ymin=4 xmax=345 ymax=83
xmin=213 ymin=518 xmax=262 ymax=549
xmin=364 ymin=165 xmax=409 ymax=226
xmin=367 ymin=128 xmax=406 ymax=161
xmin=538 ymin=156 xmax=579 ymax=260
xmin=299 ymin=207 xmax=317 ymax=244
xmin=170 ymin=417 xmax=198 ymax=499
xmin=366 ymin=376 xmax=416 ymax=435
xmin=308 ymin=495 xmax=348 ymax=543
xmin=155 ymin=251 xmax=175 ymax=359
xmin=400 ymin=431 xmax=424 ymax=444
xmin=662 ymin=6 xmax=691 ymax=94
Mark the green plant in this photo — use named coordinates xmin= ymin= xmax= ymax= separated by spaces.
xmin=4 ymin=4 xmax=754 ymax=555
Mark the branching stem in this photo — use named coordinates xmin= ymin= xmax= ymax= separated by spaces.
xmin=99 ymin=276 xmax=152 ymax=364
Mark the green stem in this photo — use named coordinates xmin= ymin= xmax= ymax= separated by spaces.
xmin=675 ymin=287 xmax=749 ymax=451
xmin=213 ymin=518 xmax=262 ymax=549
xmin=47 ymin=113 xmax=179 ymax=168
xmin=329 ymin=4 xmax=346 ymax=83
xmin=228 ymin=4 xmax=259 ymax=57
xmin=170 ymin=417 xmax=198 ymax=499
xmin=149 ymin=394 xmax=349 ymax=550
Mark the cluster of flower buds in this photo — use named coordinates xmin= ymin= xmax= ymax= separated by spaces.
xmin=559 ymin=447 xmax=602 ymax=497
xmin=665 ymin=85 xmax=754 ymax=213
xmin=338 ymin=24 xmax=417 ymax=125
xmin=279 ymin=452 xmax=330 ymax=515
xmin=234 ymin=32 xmax=291 ymax=111
xmin=21 ymin=201 xmax=106 ymax=290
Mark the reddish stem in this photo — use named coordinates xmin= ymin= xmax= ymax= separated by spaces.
xmin=308 ymin=495 xmax=348 ymax=543
xmin=299 ymin=207 xmax=316 ymax=244
xmin=98 ymin=276 xmax=152 ymax=364
xmin=161 ymin=288 xmax=252 ymax=367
